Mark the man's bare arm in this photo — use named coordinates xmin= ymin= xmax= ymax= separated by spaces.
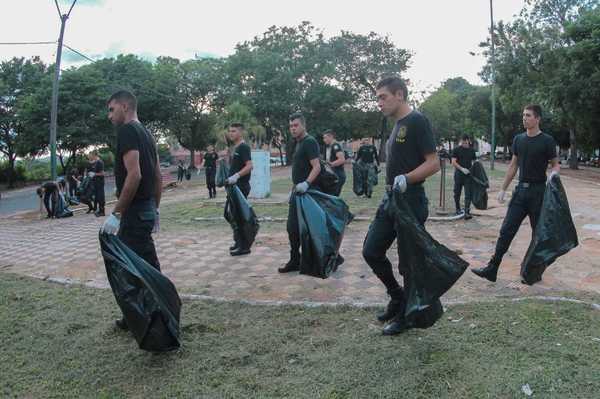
xmin=500 ymin=155 xmax=519 ymax=191
xmin=306 ymin=158 xmax=321 ymax=185
xmin=330 ymin=151 xmax=345 ymax=168
xmin=406 ymin=152 xmax=440 ymax=184
xmin=238 ymin=160 xmax=253 ymax=177
xmin=113 ymin=150 xmax=141 ymax=214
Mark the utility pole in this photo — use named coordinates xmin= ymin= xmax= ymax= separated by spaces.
xmin=489 ymin=0 xmax=496 ymax=170
xmin=49 ymin=0 xmax=77 ymax=180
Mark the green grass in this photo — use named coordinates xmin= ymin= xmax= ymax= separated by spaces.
xmin=2 ymin=274 xmax=600 ymax=398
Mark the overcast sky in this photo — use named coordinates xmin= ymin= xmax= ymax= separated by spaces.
xmin=3 ymin=0 xmax=526 ymax=93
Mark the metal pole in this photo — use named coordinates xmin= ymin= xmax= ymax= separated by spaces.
xmin=49 ymin=14 xmax=67 ymax=180
xmin=489 ymin=0 xmax=496 ymax=171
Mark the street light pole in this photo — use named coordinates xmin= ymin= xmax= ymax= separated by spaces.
xmin=489 ymin=0 xmax=496 ymax=170
xmin=49 ymin=0 xmax=77 ymax=180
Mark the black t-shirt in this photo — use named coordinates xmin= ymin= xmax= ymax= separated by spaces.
xmin=67 ymin=171 xmax=78 ymax=185
xmin=42 ymin=181 xmax=58 ymax=193
xmin=229 ymin=142 xmax=252 ymax=186
xmin=292 ymin=134 xmax=320 ymax=184
xmin=204 ymin=152 xmax=218 ymax=169
xmin=385 ymin=111 xmax=436 ymax=185
xmin=451 ymin=146 xmax=477 ymax=169
xmin=115 ymin=121 xmax=158 ymax=201
xmin=356 ymin=144 xmax=379 ymax=164
xmin=512 ymin=132 xmax=557 ymax=183
xmin=92 ymin=159 xmax=104 ymax=181
xmin=323 ymin=142 xmax=345 ymax=173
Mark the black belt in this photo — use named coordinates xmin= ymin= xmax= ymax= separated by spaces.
xmin=517 ymin=181 xmax=544 ymax=188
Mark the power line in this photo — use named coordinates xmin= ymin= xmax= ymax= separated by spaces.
xmin=62 ymin=43 xmax=95 ymax=62
xmin=0 ymin=41 xmax=56 ymax=45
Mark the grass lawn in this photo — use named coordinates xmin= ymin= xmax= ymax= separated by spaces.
xmin=2 ymin=274 xmax=600 ymax=398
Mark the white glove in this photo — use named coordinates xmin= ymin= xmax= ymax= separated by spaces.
xmin=100 ymin=213 xmax=120 ymax=235
xmin=152 ymin=209 xmax=160 ymax=234
xmin=295 ymin=181 xmax=309 ymax=194
xmin=88 ymin=171 xmax=95 ymax=178
xmin=461 ymin=167 xmax=470 ymax=175
xmin=393 ymin=175 xmax=408 ymax=193
xmin=547 ymin=170 xmax=559 ymax=184
xmin=497 ymin=190 xmax=506 ymax=204
xmin=226 ymin=173 xmax=240 ymax=185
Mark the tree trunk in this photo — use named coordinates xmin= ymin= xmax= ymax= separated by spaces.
xmin=568 ymin=127 xmax=578 ymax=170
xmin=7 ymin=154 xmax=16 ymax=189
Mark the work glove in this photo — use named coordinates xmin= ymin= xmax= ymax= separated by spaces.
xmin=295 ymin=181 xmax=309 ymax=194
xmin=100 ymin=212 xmax=120 ymax=235
xmin=547 ymin=170 xmax=559 ymax=184
xmin=88 ymin=171 xmax=95 ymax=178
xmin=393 ymin=174 xmax=408 ymax=193
xmin=461 ymin=167 xmax=470 ymax=175
xmin=152 ymin=208 xmax=160 ymax=234
xmin=226 ymin=173 xmax=240 ymax=185
xmin=497 ymin=190 xmax=506 ymax=204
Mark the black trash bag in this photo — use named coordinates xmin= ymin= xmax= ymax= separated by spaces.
xmin=55 ymin=192 xmax=73 ymax=218
xmin=100 ymin=233 xmax=182 ymax=352
xmin=295 ymin=189 xmax=349 ymax=278
xmin=469 ymin=161 xmax=489 ymax=210
xmin=77 ymin=175 xmax=95 ymax=205
xmin=520 ymin=175 xmax=578 ymax=285
xmin=367 ymin=163 xmax=379 ymax=187
xmin=185 ymin=169 xmax=191 ymax=180
xmin=352 ymin=161 xmax=365 ymax=196
xmin=314 ymin=160 xmax=339 ymax=195
xmin=224 ymin=185 xmax=260 ymax=249
xmin=389 ymin=189 xmax=468 ymax=327
xmin=216 ymin=159 xmax=229 ymax=188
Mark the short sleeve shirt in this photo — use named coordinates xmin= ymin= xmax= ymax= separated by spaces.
xmin=324 ymin=142 xmax=345 ymax=173
xmin=451 ymin=146 xmax=477 ymax=169
xmin=92 ymin=159 xmax=104 ymax=180
xmin=115 ymin=121 xmax=158 ymax=201
xmin=292 ymin=134 xmax=320 ymax=184
xmin=229 ymin=142 xmax=252 ymax=186
xmin=385 ymin=110 xmax=436 ymax=185
xmin=512 ymin=132 xmax=557 ymax=183
xmin=357 ymin=145 xmax=378 ymax=164
xmin=204 ymin=152 xmax=218 ymax=169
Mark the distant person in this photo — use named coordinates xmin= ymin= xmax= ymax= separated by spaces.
xmin=355 ymin=137 xmax=380 ymax=198
xmin=177 ymin=160 xmax=185 ymax=183
xmin=101 ymin=90 xmax=163 ymax=331
xmin=202 ymin=145 xmax=218 ymax=199
xmin=67 ymin=168 xmax=80 ymax=198
xmin=225 ymin=123 xmax=253 ymax=256
xmin=451 ymin=134 xmax=477 ymax=219
xmin=322 ymin=130 xmax=346 ymax=196
xmin=37 ymin=181 xmax=59 ymax=218
xmin=472 ymin=105 xmax=560 ymax=284
xmin=88 ymin=151 xmax=105 ymax=217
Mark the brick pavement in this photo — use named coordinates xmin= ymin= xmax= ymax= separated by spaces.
xmin=1 ymin=174 xmax=600 ymax=306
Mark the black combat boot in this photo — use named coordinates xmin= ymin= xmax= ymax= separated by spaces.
xmin=471 ymin=258 xmax=500 ymax=282
xmin=377 ymin=287 xmax=406 ymax=322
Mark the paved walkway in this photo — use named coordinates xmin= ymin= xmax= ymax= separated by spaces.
xmin=1 ymin=173 xmax=600 ymax=306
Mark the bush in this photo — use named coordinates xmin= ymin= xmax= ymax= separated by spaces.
xmin=0 ymin=160 xmax=26 ymax=185
xmin=97 ymin=147 xmax=115 ymax=171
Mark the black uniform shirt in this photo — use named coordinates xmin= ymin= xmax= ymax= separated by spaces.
xmin=229 ymin=142 xmax=252 ymax=185
xmin=115 ymin=121 xmax=158 ymax=201
xmin=356 ymin=144 xmax=379 ymax=164
xmin=324 ymin=142 xmax=345 ymax=173
xmin=451 ymin=146 xmax=477 ymax=169
xmin=512 ymin=132 xmax=557 ymax=183
xmin=204 ymin=152 xmax=218 ymax=169
xmin=292 ymin=134 xmax=320 ymax=184
xmin=385 ymin=110 xmax=436 ymax=185
xmin=92 ymin=159 xmax=104 ymax=181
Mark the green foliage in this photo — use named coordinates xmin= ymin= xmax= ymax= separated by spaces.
xmin=157 ymin=143 xmax=172 ymax=163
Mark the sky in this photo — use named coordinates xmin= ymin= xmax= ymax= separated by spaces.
xmin=2 ymin=0 xmax=527 ymax=94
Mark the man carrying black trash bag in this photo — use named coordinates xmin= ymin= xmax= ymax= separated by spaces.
xmin=225 ymin=123 xmax=253 ymax=256
xmin=355 ymin=137 xmax=380 ymax=198
xmin=472 ymin=105 xmax=560 ymax=284
xmin=279 ymin=112 xmax=322 ymax=273
xmin=100 ymin=90 xmax=163 ymax=331
xmin=322 ymin=129 xmax=346 ymax=196
xmin=362 ymin=77 xmax=441 ymax=336
xmin=451 ymin=134 xmax=477 ymax=220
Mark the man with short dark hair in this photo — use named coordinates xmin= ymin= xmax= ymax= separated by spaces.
xmin=226 ymin=123 xmax=253 ymax=256
xmin=472 ymin=104 xmax=560 ymax=284
xmin=279 ymin=112 xmax=322 ymax=273
xmin=451 ymin=134 xmax=477 ymax=219
xmin=88 ymin=150 xmax=105 ymax=217
xmin=101 ymin=89 xmax=163 ymax=331
xmin=201 ymin=145 xmax=218 ymax=198
xmin=362 ymin=77 xmax=440 ymax=335
xmin=322 ymin=129 xmax=346 ymax=196
xmin=355 ymin=137 xmax=380 ymax=198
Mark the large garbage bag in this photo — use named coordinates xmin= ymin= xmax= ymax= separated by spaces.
xmin=54 ymin=192 xmax=73 ymax=218
xmin=295 ymin=189 xmax=349 ymax=278
xmin=352 ymin=161 xmax=365 ymax=196
xmin=368 ymin=163 xmax=379 ymax=187
xmin=77 ymin=176 xmax=94 ymax=206
xmin=520 ymin=175 xmax=578 ymax=285
xmin=389 ymin=189 xmax=468 ymax=327
xmin=216 ymin=159 xmax=229 ymax=188
xmin=469 ymin=161 xmax=489 ymax=210
xmin=99 ymin=233 xmax=182 ymax=352
xmin=224 ymin=185 xmax=260 ymax=249
xmin=314 ymin=160 xmax=339 ymax=195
